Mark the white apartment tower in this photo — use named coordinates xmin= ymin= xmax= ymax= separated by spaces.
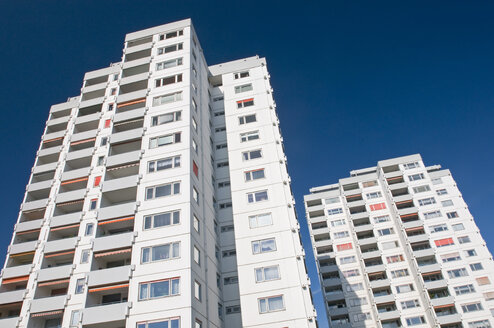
xmin=0 ymin=19 xmax=316 ymax=328
xmin=305 ymin=154 xmax=494 ymax=328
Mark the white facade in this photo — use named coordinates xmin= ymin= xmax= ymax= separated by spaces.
xmin=305 ymin=154 xmax=494 ymax=328
xmin=0 ymin=19 xmax=316 ymax=328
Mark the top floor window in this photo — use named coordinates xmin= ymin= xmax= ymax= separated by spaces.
xmin=159 ymin=29 xmax=184 ymax=41
xmin=408 ymin=173 xmax=425 ymax=181
xmin=157 ymin=43 xmax=183 ymax=55
xmin=234 ymin=84 xmax=253 ymax=94
xmin=234 ymin=71 xmax=249 ymax=79
xmin=404 ymin=161 xmax=420 ymax=169
xmin=155 ymin=74 xmax=182 ymax=88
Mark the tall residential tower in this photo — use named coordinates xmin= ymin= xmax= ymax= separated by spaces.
xmin=0 ymin=19 xmax=316 ymax=328
xmin=305 ymin=154 xmax=494 ymax=328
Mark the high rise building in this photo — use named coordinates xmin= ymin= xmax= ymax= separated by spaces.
xmin=0 ymin=19 xmax=316 ymax=328
xmin=305 ymin=154 xmax=494 ymax=328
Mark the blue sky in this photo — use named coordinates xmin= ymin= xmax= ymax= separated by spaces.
xmin=1 ymin=1 xmax=494 ymax=327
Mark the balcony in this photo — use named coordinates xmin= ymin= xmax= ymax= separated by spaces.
xmin=37 ymin=265 xmax=73 ymax=283
xmin=71 ymin=129 xmax=98 ymax=144
xmin=350 ymin=211 xmax=368 ymax=220
xmin=436 ymin=313 xmax=461 ymax=325
xmin=27 ymin=179 xmax=54 ymax=193
xmin=82 ymin=81 xmax=107 ymax=94
xmin=97 ymin=202 xmax=137 ymax=222
xmin=9 ymin=240 xmax=38 ymax=255
xmin=361 ymin=249 xmax=381 ymax=259
xmin=32 ymin=161 xmax=58 ymax=175
xmin=93 ymin=232 xmax=134 ymax=253
xmin=0 ymin=317 xmax=20 ymax=326
xmin=16 ymin=218 xmax=43 ymax=233
xmin=370 ymin=278 xmax=390 ymax=289
xmin=100 ymin=187 xmax=137 ymax=213
xmin=366 ymin=264 xmax=386 ymax=274
xmin=30 ymin=294 xmax=67 ymax=314
xmin=55 ymin=188 xmax=87 ymax=204
xmin=354 ymin=223 xmax=373 ymax=233
xmin=61 ymin=167 xmax=91 ymax=182
xmin=398 ymin=206 xmax=419 ymax=217
xmin=413 ymin=248 xmax=435 ymax=258
xmin=403 ymin=220 xmax=423 ymax=230
xmin=44 ymin=236 xmax=78 ymax=254
xmin=106 ymin=150 xmax=142 ymax=168
xmin=50 ymin=212 xmax=83 ymax=228
xmin=124 ymin=47 xmax=151 ymax=62
xmin=81 ymin=88 xmax=106 ymax=103
xmin=125 ymin=38 xmax=152 ymax=54
xmin=42 ymin=129 xmax=66 ymax=143
xmin=1 ymin=263 xmax=32 ymax=279
xmin=325 ymin=291 xmax=345 ymax=302
xmin=114 ymin=105 xmax=146 ymax=123
xmin=0 ymin=289 xmax=26 ymax=305
xmin=122 ymin=62 xmax=149 ymax=78
xmin=109 ymin=139 xmax=142 ymax=157
xmin=430 ymin=295 xmax=455 ymax=307
xmin=322 ymin=278 xmax=341 ymax=287
xmin=424 ymin=279 xmax=448 ymax=290
xmin=88 ymin=265 xmax=132 ymax=288
xmin=102 ymin=175 xmax=139 ymax=194
xmin=378 ymin=310 xmax=400 ymax=321
xmin=66 ymin=147 xmax=93 ymax=161
xmin=358 ymin=237 xmax=377 ymax=246
xmin=418 ymin=262 xmax=441 ymax=274
xmin=78 ymin=104 xmax=102 ymax=117
xmin=38 ymin=144 xmax=62 ymax=157
xmin=408 ymin=233 xmax=429 ymax=243
xmin=20 ymin=198 xmax=49 ymax=212
xmin=110 ymin=128 xmax=144 ymax=145
xmin=82 ymin=301 xmax=131 ymax=326
xmin=41 ymin=249 xmax=74 ymax=269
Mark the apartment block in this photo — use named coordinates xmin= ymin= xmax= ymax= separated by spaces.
xmin=305 ymin=154 xmax=494 ymax=328
xmin=0 ymin=19 xmax=316 ymax=328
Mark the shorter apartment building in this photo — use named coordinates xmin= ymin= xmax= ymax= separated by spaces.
xmin=305 ymin=154 xmax=494 ymax=328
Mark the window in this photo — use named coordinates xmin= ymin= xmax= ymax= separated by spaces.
xmin=354 ymin=313 xmax=371 ymax=322
xmin=219 ymin=202 xmax=232 ymax=209
xmin=447 ymin=268 xmax=468 ymax=278
xmin=90 ymin=198 xmax=98 ymax=210
xmin=461 ymin=302 xmax=483 ymax=313
xmin=373 ymin=215 xmax=390 ymax=223
xmin=156 ymin=57 xmax=183 ymax=71
xmin=145 ymin=182 xmax=180 ymax=200
xmin=325 ymin=197 xmax=340 ymax=204
xmin=378 ymin=228 xmax=394 ymax=236
xmin=328 ymin=208 xmax=344 ymax=215
xmin=104 ymin=119 xmax=111 ymax=128
xmin=142 ymin=242 xmax=180 ymax=263
xmin=436 ymin=188 xmax=448 ymax=195
xmin=222 ymin=249 xmax=236 ymax=258
xmin=331 ymin=218 xmax=346 ymax=226
xmin=247 ymin=190 xmax=268 ymax=203
xmin=418 ymin=197 xmax=436 ymax=206
xmin=157 ymin=43 xmax=183 ymax=55
xmin=249 ymin=213 xmax=272 ymax=228
xmin=193 ymin=214 xmax=200 ymax=233
xmin=381 ymin=240 xmax=400 ymax=249
xmin=406 ymin=316 xmax=426 ymax=326
xmin=151 ymin=111 xmax=182 ymax=126
xmin=334 ymin=231 xmax=350 ymax=239
xmin=70 ymin=310 xmax=80 ymax=327
xmin=396 ymin=284 xmax=414 ymax=293
xmin=212 ymin=96 xmax=224 ymax=102
xmin=139 ymin=278 xmax=180 ymax=300
xmin=240 ymin=130 xmax=260 ymax=142
xmin=339 ymin=256 xmax=356 ymax=264
xmin=446 ymin=211 xmax=459 ymax=219
xmin=336 ymin=243 xmax=353 ymax=251
xmin=110 ymin=88 xmax=117 ymax=95
xmin=255 ymin=266 xmax=280 ymax=282
xmin=423 ymin=210 xmax=442 ymax=220
xmin=441 ymin=252 xmax=461 ymax=262
xmin=238 ymin=114 xmax=256 ymax=125
xmin=245 ymin=169 xmax=265 ymax=181
xmin=220 ymin=225 xmax=234 ymax=233
xmin=194 ymin=319 xmax=202 ymax=328
xmin=349 ymin=297 xmax=367 ymax=306
xmin=226 ymin=305 xmax=241 ymax=315
xmin=391 ymin=268 xmax=409 ymax=278
xmin=452 ymin=223 xmax=465 ymax=231
xmin=152 ymin=91 xmax=183 ymax=106
xmin=252 ymin=238 xmax=276 ymax=254
xmin=401 ymin=299 xmax=420 ymax=309
xmin=217 ymin=181 xmax=230 ymax=188
xmin=413 ymin=185 xmax=431 ymax=193
xmin=234 ymin=71 xmax=249 ymax=79
xmin=434 ymin=238 xmax=454 ymax=247
xmin=431 ymin=177 xmax=443 ymax=185
xmin=370 ymin=202 xmax=386 ymax=211
xmin=366 ymin=191 xmax=382 ymax=199
xmin=80 ymin=250 xmax=90 ymax=264
xmin=193 ymin=187 xmax=199 ymax=203
xmin=237 ymin=98 xmax=254 ymax=108
xmin=137 ymin=318 xmax=180 ymax=328
xmin=85 ymin=223 xmax=94 ymax=236
xmin=430 ymin=223 xmax=448 ymax=233
xmin=214 ymin=111 xmax=225 ymax=117
xmin=458 ymin=236 xmax=471 ymax=244
xmin=224 ymin=276 xmax=238 ymax=285
xmin=470 ymin=263 xmax=483 ymax=271
xmin=242 ymin=149 xmax=262 ymax=161
xmin=477 ymin=277 xmax=490 ymax=285
xmin=148 ymin=155 xmax=181 ymax=173
xmin=386 ymin=254 xmax=404 ymax=263
xmin=158 ymin=29 xmax=184 ymax=40
xmin=468 ymin=320 xmax=492 ymax=328
xmin=193 ymin=246 xmax=200 ymax=265
xmin=454 ymin=284 xmax=475 ymax=295
xmin=194 ymin=281 xmax=201 ymax=300
xmin=441 ymin=200 xmax=454 ymax=207
xmin=466 ymin=249 xmax=477 ymax=257
xmin=149 ymin=132 xmax=181 ymax=148
xmin=408 ymin=173 xmax=425 ymax=181
xmin=192 ymin=139 xmax=198 ymax=153
xmin=193 ymin=161 xmax=199 ymax=177
xmin=144 ymin=210 xmax=180 ymax=230
xmin=108 ymin=103 xmax=114 ymax=111
xmin=155 ymin=74 xmax=183 ymax=87
xmin=258 ymin=295 xmax=284 ymax=313
xmin=93 ymin=176 xmax=101 ymax=187
xmin=234 ymin=84 xmax=253 ymax=94
xmin=404 ymin=161 xmax=420 ymax=169
xmin=75 ymin=278 xmax=85 ymax=294
xmin=342 ymin=269 xmax=359 ymax=277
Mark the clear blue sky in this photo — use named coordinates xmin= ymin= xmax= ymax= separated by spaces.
xmin=1 ymin=1 xmax=494 ymax=327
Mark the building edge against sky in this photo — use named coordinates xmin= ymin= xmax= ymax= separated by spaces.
xmin=0 ymin=19 xmax=317 ymax=328
xmin=305 ymin=154 xmax=494 ymax=328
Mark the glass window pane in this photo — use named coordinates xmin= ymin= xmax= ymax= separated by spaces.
xmin=268 ymin=296 xmax=283 ymax=310
xmin=139 ymin=283 xmax=148 ymax=300
xmin=154 ymin=213 xmax=171 ymax=227
xmin=142 ymin=248 xmax=150 ymax=263
xmin=257 ymin=213 xmax=272 ymax=226
xmin=155 ymin=184 xmax=171 ymax=197
xmin=264 ymin=266 xmax=279 ymax=280
xmin=150 ymin=280 xmax=169 ymax=298
xmin=255 ymin=268 xmax=263 ymax=282
xmin=171 ymin=279 xmax=180 ymax=295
